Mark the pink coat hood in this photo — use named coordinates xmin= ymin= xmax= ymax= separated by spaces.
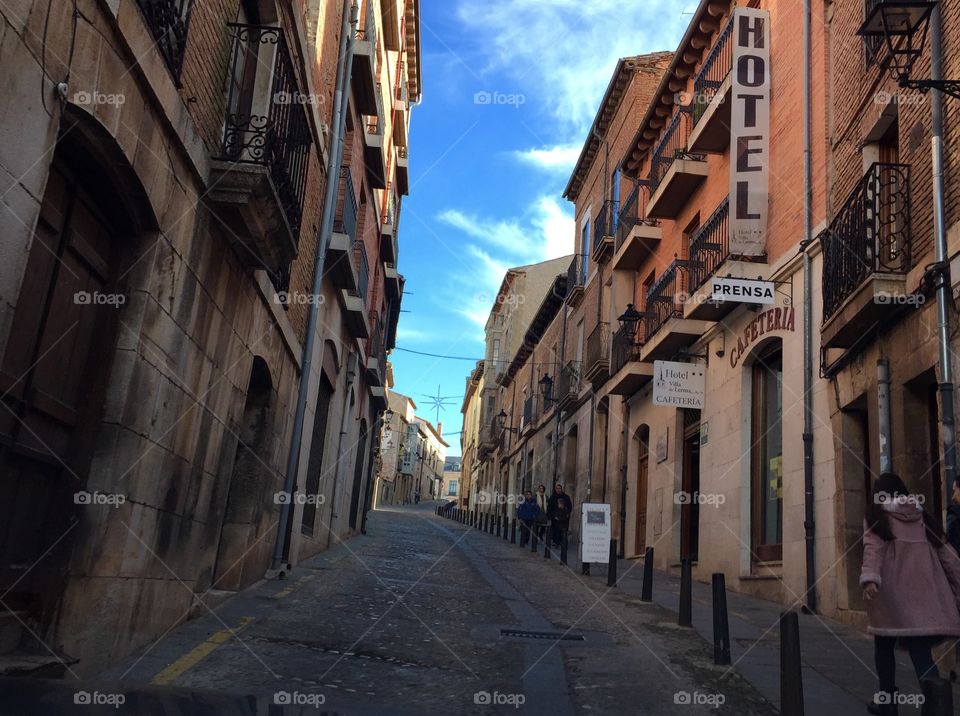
xmin=861 ymin=500 xmax=960 ymax=637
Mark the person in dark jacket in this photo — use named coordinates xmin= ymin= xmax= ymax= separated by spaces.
xmin=534 ymin=484 xmax=549 ymax=542
xmin=552 ymin=497 xmax=571 ymax=551
xmin=547 ymin=483 xmax=572 ymax=546
xmin=516 ymin=491 xmax=540 ymax=547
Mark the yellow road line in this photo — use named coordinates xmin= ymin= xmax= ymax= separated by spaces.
xmin=150 ymin=616 xmax=254 ymax=685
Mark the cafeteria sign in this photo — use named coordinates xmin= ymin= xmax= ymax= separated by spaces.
xmin=653 ymin=361 xmax=705 ymax=409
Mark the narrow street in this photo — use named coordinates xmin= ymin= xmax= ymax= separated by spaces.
xmin=1 ymin=504 xmax=774 ymax=715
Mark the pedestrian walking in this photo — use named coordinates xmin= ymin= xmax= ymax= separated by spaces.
xmin=552 ymin=497 xmax=571 ymax=555
xmin=516 ymin=490 xmax=539 ymax=547
xmin=534 ymin=484 xmax=549 ymax=544
xmin=547 ymin=483 xmax=572 ymax=546
xmin=861 ymin=473 xmax=960 ymax=715
xmin=414 ymin=488 xmax=421 ymax=504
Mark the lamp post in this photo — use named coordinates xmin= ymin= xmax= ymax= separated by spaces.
xmin=539 ymin=373 xmax=554 ymax=406
xmin=617 ymin=303 xmax=644 ymax=342
xmin=858 ymin=0 xmax=957 ymax=505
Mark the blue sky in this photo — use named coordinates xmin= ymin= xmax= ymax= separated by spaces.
xmin=391 ymin=0 xmax=695 ymax=451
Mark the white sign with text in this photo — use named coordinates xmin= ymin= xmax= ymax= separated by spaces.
xmin=653 ymin=361 xmax=706 ymax=409
xmin=580 ymin=503 xmax=612 ymax=563
xmin=710 ymin=277 xmax=775 ymax=305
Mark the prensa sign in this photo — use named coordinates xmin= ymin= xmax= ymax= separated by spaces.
xmin=730 ymin=7 xmax=771 ymax=257
xmin=710 ymin=277 xmax=774 ymax=305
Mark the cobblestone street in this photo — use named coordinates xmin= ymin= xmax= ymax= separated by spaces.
xmin=1 ymin=503 xmax=775 ymax=714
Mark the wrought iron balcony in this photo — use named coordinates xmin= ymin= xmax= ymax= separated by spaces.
xmin=135 ymin=0 xmax=192 ymax=84
xmin=820 ymin=163 xmax=912 ymax=347
xmin=556 ymin=361 xmax=582 ymax=408
xmin=584 ymin=322 xmax=610 ymax=385
xmin=522 ymin=394 xmax=539 ymax=433
xmin=396 ymin=146 xmax=410 ymax=195
xmin=644 ymin=262 xmax=684 ymax=342
xmin=613 ymin=183 xmax=661 ymax=270
xmin=209 ymin=23 xmax=312 ymax=283
xmin=366 ymin=313 xmax=388 ymax=388
xmin=363 ymin=84 xmax=387 ymax=189
xmin=326 ymin=167 xmax=359 ymax=292
xmin=592 ymin=201 xmax=618 ymax=262
xmin=608 ymin=326 xmax=653 ymax=396
xmin=687 ymin=199 xmax=730 ymax=292
xmin=647 ymin=109 xmax=708 ymax=218
xmin=692 ymin=16 xmax=733 ymax=126
xmin=380 ymin=190 xmax=398 ymax=263
xmin=354 ymin=242 xmax=370 ymax=301
xmin=351 ymin=4 xmax=378 ymax=115
xmin=566 ymin=253 xmax=588 ymax=304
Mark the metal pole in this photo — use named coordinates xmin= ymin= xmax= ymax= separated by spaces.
xmin=801 ymin=0 xmax=817 ymax=614
xmin=641 ymin=547 xmax=654 ymax=602
xmin=712 ymin=573 xmax=731 ymax=665
xmin=931 ymin=3 xmax=958 ymax=508
xmin=270 ymin=0 xmax=359 ymax=573
xmin=878 ymin=359 xmax=892 ymax=474
xmin=780 ymin=612 xmax=805 ymax=716
xmin=606 ymin=539 xmax=618 ymax=587
xmin=679 ymin=558 xmax=692 ymax=627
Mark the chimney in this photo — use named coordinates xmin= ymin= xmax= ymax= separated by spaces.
xmin=437 ymin=421 xmax=443 ymax=436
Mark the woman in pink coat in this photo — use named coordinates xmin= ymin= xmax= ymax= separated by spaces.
xmin=861 ymin=473 xmax=960 ymax=714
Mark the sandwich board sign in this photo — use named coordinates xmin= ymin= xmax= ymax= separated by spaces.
xmin=580 ymin=503 xmax=612 ymax=563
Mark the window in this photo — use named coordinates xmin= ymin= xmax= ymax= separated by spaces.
xmin=750 ymin=342 xmax=783 ymax=562
xmin=448 ymin=480 xmax=458 ymax=496
xmin=135 ymin=0 xmax=192 ymax=84
xmin=580 ymin=222 xmax=591 ymax=278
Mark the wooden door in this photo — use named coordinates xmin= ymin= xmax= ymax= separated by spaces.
xmin=635 ymin=434 xmax=649 ymax=554
xmin=0 ymin=162 xmax=121 ymax=634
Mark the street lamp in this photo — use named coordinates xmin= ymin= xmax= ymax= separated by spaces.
xmin=538 ymin=373 xmax=554 ymax=405
xmin=617 ymin=303 xmax=645 ymax=342
xmin=496 ymin=409 xmax=519 ymax=433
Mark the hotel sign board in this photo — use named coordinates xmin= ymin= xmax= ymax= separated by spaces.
xmin=653 ymin=361 xmax=705 ymax=409
xmin=730 ymin=7 xmax=771 ymax=257
xmin=710 ymin=277 xmax=775 ymax=305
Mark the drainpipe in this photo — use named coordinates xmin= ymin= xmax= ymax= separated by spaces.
xmin=330 ymin=351 xmax=360 ymax=530
xmin=270 ymin=0 xmax=358 ymax=573
xmin=553 ymin=284 xmax=569 ymax=487
xmin=801 ymin=0 xmax=817 ymax=614
xmin=878 ymin=359 xmax=892 ymax=474
xmin=931 ymin=5 xmax=958 ymax=506
xmin=618 ymin=401 xmax=628 ymax=558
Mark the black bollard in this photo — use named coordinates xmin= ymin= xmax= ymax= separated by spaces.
xmin=504 ymin=518 xmax=510 ymax=541
xmin=607 ymin=539 xmax=618 ymax=587
xmin=641 ymin=547 xmax=654 ymax=602
xmin=544 ymin=533 xmax=551 ymax=560
xmin=497 ymin=515 xmax=502 ymax=537
xmin=678 ymin=558 xmax=692 ymax=627
xmin=510 ymin=519 xmax=517 ymax=544
xmin=560 ymin=530 xmax=568 ymax=565
xmin=530 ymin=525 xmax=539 ymax=553
xmin=780 ymin=611 xmax=804 ymax=716
xmin=921 ymin=677 xmax=953 ymax=716
xmin=712 ymin=573 xmax=731 ymax=665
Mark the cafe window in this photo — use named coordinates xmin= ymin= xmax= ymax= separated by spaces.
xmin=750 ymin=341 xmax=783 ymax=562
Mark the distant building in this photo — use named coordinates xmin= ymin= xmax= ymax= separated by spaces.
xmin=442 ymin=458 xmax=462 ymax=504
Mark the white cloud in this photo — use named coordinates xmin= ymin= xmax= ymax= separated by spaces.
xmin=455 ymin=0 xmax=691 ymax=133
xmin=511 ymin=144 xmax=582 ymax=172
xmin=396 ymin=326 xmax=434 ymax=342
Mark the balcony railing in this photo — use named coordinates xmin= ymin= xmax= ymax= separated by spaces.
xmin=333 ymin=167 xmax=358 ymax=240
xmin=522 ymin=394 xmax=538 ymax=429
xmin=687 ymin=199 xmax=730 ymax=291
xmin=649 ymin=109 xmax=703 ymax=195
xmin=692 ymin=15 xmax=734 ymax=125
xmin=820 ymin=163 xmax=911 ymax=320
xmin=594 ymin=200 xmax=619 ymax=241
xmin=611 ymin=327 xmax=641 ymax=375
xmin=367 ymin=83 xmax=385 ymax=137
xmin=135 ymin=0 xmax=192 ymax=84
xmin=644 ymin=261 xmax=685 ymax=340
xmin=354 ymin=243 xmax=370 ymax=300
xmin=566 ymin=253 xmax=587 ymax=298
xmin=586 ymin=322 xmax=610 ymax=375
xmin=556 ymin=361 xmax=582 ymax=404
xmin=219 ymin=24 xmax=311 ymax=238
xmin=615 ymin=183 xmax=658 ymax=253
xmin=367 ymin=313 xmax=387 ymax=384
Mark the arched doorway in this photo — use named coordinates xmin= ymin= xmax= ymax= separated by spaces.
xmin=212 ymin=356 xmax=273 ymax=591
xmin=634 ymin=425 xmax=650 ymax=555
xmin=0 ymin=118 xmax=153 ymax=648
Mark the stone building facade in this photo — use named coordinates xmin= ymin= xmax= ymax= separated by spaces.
xmin=0 ymin=0 xmax=420 ymax=674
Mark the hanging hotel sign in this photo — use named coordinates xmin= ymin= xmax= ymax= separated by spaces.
xmin=729 ymin=7 xmax=771 ymax=257
xmin=652 ymin=361 xmax=706 ymax=409
xmin=710 ymin=277 xmax=775 ymax=305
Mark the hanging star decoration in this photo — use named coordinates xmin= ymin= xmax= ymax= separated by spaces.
xmin=422 ymin=384 xmax=461 ymax=425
